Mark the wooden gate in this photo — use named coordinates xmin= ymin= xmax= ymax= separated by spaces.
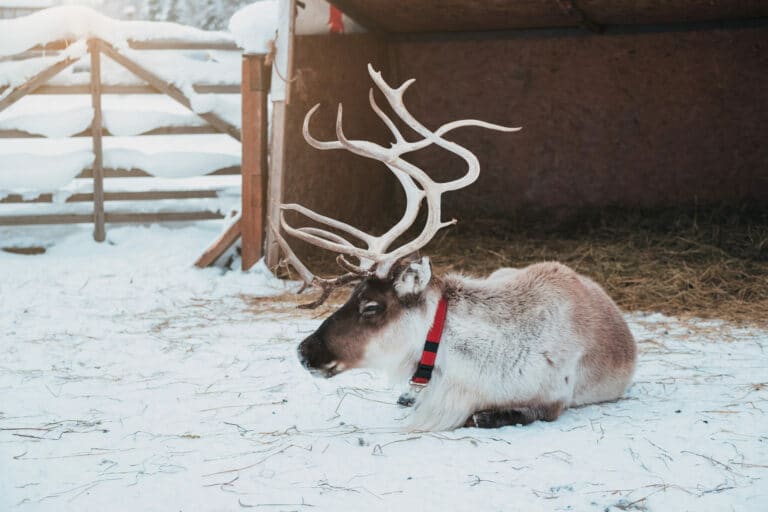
xmin=0 ymin=36 xmax=242 ymax=241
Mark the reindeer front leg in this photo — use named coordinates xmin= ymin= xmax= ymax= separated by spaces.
xmin=406 ymin=380 xmax=476 ymax=432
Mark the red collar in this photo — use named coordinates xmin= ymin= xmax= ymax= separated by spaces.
xmin=410 ymin=296 xmax=448 ymax=386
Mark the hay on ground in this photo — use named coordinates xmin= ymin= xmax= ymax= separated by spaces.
xmin=270 ymin=205 xmax=768 ymax=326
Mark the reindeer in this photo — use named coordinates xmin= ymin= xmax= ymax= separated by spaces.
xmin=273 ymin=65 xmax=637 ymax=432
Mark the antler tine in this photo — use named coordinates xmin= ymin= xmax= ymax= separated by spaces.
xmin=303 ymin=104 xmax=344 ymax=151
xmin=281 ymin=203 xmax=374 ymax=245
xmin=270 ymin=221 xmax=315 ymax=287
xmin=298 ymin=272 xmax=363 ymax=310
xmin=336 ymin=254 xmax=373 ymax=275
xmin=271 ymin=222 xmax=366 ymax=308
xmin=280 ymin=211 xmax=377 ymax=262
xmin=368 ymin=88 xmax=405 ymax=145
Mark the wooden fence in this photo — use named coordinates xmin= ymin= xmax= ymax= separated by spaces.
xmin=0 ymin=36 xmax=242 ymax=241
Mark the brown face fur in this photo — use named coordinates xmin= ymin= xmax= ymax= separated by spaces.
xmin=297 ymin=277 xmax=409 ymax=377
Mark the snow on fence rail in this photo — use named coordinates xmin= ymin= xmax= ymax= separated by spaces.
xmin=0 ymin=7 xmax=245 ymax=240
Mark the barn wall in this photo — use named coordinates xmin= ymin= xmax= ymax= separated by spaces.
xmin=281 ymin=26 xmax=768 ymax=243
xmin=389 ymin=25 xmax=768 ymax=218
xmin=282 ymin=34 xmax=400 ymax=248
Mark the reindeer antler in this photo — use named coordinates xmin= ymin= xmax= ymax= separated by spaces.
xmin=273 ymin=64 xmax=521 ymax=307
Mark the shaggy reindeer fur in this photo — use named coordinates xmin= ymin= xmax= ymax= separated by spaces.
xmin=297 ymin=257 xmax=637 ymax=432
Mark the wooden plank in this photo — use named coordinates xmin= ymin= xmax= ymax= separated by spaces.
xmin=96 ymin=190 xmax=218 ymax=201
xmin=127 ymin=40 xmax=239 ymax=51
xmin=105 ymin=211 xmax=224 ymax=223
xmin=1 ymin=246 xmax=46 ymax=255
xmin=9 ymin=38 xmax=236 ymax=54
xmin=0 ymin=126 xmax=222 ymax=138
xmin=0 ymin=190 xmax=218 ymax=203
xmin=97 ymin=39 xmax=241 ymax=141
xmin=76 ymin=165 xmax=241 ymax=178
xmin=136 ymin=126 xmax=220 ymax=136
xmin=27 ymin=84 xmax=240 ymax=95
xmin=265 ymin=101 xmax=287 ymax=269
xmin=240 ymin=54 xmax=270 ymax=271
xmin=0 ymin=193 xmax=53 ymax=203
xmin=0 ymin=56 xmax=78 ymax=115
xmin=0 ymin=214 xmax=93 ymax=226
xmin=0 ymin=211 xmax=223 ymax=226
xmin=78 ymin=168 xmax=151 ymax=178
xmin=89 ymin=39 xmax=106 ymax=242
xmin=0 ymin=40 xmax=74 ymax=62
xmin=194 ymin=217 xmax=242 ymax=268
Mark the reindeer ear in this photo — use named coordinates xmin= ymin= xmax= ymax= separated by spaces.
xmin=393 ymin=256 xmax=432 ymax=299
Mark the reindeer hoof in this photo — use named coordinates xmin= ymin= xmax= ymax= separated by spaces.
xmin=464 ymin=409 xmax=528 ymax=428
xmin=397 ymin=392 xmax=415 ymax=407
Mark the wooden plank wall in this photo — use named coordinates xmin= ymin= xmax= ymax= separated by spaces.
xmin=278 ymin=25 xmax=768 ymax=232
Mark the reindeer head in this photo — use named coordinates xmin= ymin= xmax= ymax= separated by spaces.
xmin=273 ymin=65 xmax=520 ymax=378
xmin=297 ymin=256 xmax=433 ymax=377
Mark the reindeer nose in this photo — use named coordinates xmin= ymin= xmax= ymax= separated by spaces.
xmin=297 ymin=333 xmax=332 ymax=371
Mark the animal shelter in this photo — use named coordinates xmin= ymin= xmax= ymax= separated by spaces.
xmin=259 ymin=0 xmax=768 ymax=320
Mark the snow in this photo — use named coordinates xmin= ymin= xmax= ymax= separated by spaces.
xmin=0 ymin=96 xmax=94 ymax=138
xmin=228 ymin=0 xmax=278 ymax=55
xmin=295 ymin=0 xmax=364 ymax=35
xmin=0 ymin=41 xmax=87 ymax=101
xmin=0 ymin=6 xmax=234 ymax=57
xmin=102 ymin=134 xmax=241 ymax=177
xmin=0 ymin=134 xmax=240 ymax=196
xmin=0 ymin=224 xmax=766 ymax=511
xmin=0 ymin=0 xmax=56 ymax=7
xmin=0 ymin=140 xmax=93 ymax=194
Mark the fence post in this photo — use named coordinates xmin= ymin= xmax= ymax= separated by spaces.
xmin=240 ymin=54 xmax=270 ymax=271
xmin=89 ymin=39 xmax=105 ymax=242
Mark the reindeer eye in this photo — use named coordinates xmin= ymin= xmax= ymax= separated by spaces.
xmin=360 ymin=301 xmax=383 ymax=317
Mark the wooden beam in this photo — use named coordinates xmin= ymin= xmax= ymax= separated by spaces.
xmin=89 ymin=39 xmax=106 ymax=242
xmin=240 ymin=54 xmax=270 ymax=271
xmin=0 ymin=211 xmax=223 ymax=226
xmin=2 ymin=38 xmax=237 ymax=57
xmin=194 ymin=217 xmax=242 ymax=268
xmin=76 ymin=165 xmax=241 ymax=178
xmin=1 ymin=246 xmax=46 ymax=255
xmin=265 ymin=101 xmax=287 ymax=269
xmin=96 ymin=39 xmax=241 ymax=141
xmin=127 ymin=40 xmax=239 ymax=51
xmin=0 ymin=125 xmax=227 ymax=139
xmin=105 ymin=211 xmax=223 ymax=223
xmin=0 ymin=193 xmax=52 ymax=203
xmin=0 ymin=190 xmax=218 ymax=203
xmin=0 ymin=56 xmax=78 ymax=115
xmin=0 ymin=214 xmax=93 ymax=226
xmin=23 ymin=84 xmax=241 ymax=95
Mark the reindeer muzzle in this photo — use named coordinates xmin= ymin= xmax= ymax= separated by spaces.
xmin=297 ymin=333 xmax=339 ymax=378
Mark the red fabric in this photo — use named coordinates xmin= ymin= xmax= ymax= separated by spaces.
xmin=328 ymin=6 xmax=345 ymax=34
xmin=426 ymin=297 xmax=448 ymax=342
xmin=411 ymin=297 xmax=448 ymax=384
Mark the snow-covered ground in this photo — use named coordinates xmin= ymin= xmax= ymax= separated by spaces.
xmin=0 ymin=224 xmax=766 ymax=511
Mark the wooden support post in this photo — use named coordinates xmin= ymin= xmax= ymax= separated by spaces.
xmin=265 ymin=101 xmax=286 ymax=268
xmin=241 ymin=54 xmax=270 ymax=271
xmin=89 ymin=39 xmax=106 ymax=242
xmin=265 ymin=0 xmax=295 ymax=269
xmin=194 ymin=216 xmax=242 ymax=268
